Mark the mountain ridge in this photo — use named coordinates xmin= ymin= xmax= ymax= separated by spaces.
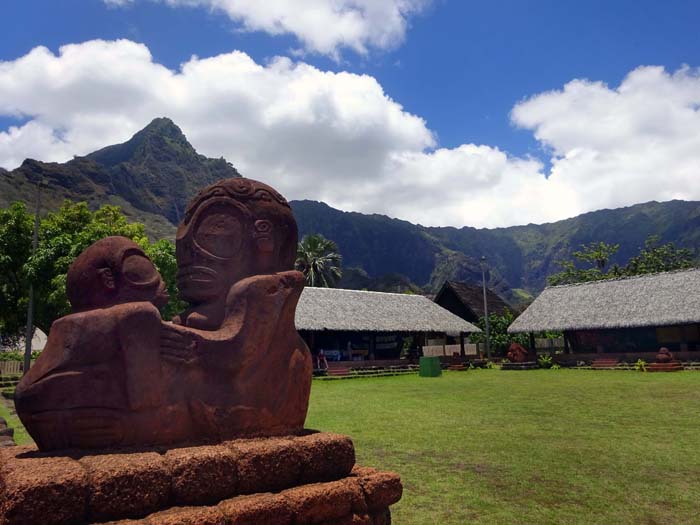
xmin=2 ymin=118 xmax=698 ymax=300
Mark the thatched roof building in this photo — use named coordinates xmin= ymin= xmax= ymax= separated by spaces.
xmin=509 ymin=269 xmax=700 ymax=334
xmin=434 ymin=281 xmax=511 ymax=323
xmin=296 ymin=287 xmax=480 ymax=334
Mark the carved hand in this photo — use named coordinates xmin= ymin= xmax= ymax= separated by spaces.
xmin=160 ymin=322 xmax=201 ymax=364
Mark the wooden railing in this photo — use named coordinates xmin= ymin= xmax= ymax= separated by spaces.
xmin=0 ymin=361 xmax=35 ymax=376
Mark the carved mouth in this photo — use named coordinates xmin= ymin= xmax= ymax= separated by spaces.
xmin=177 ymin=266 xmax=218 ymax=286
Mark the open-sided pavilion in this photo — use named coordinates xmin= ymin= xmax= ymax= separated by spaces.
xmin=295 ymin=287 xmax=480 ymax=365
xmin=508 ymin=268 xmax=700 ymax=361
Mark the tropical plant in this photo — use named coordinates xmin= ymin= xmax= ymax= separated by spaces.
xmin=635 ymin=359 xmax=647 ymax=372
xmin=537 ymin=354 xmax=553 ymax=369
xmin=623 ymin=236 xmax=694 ymax=275
xmin=295 ymin=234 xmax=343 ymax=288
xmin=548 ymin=236 xmax=696 ymax=286
xmin=548 ymin=241 xmax=621 ymax=285
xmin=0 ymin=200 xmax=182 ymax=335
xmin=0 ymin=202 xmax=34 ymax=337
xmin=469 ymin=308 xmax=529 ymax=357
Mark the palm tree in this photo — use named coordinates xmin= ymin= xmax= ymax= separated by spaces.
xmin=295 ymin=234 xmax=342 ymax=288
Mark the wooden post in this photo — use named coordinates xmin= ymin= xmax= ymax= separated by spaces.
xmin=564 ymin=332 xmax=571 ymax=354
xmin=23 ymin=181 xmax=42 ymax=375
xmin=529 ymin=332 xmax=535 ymax=352
xmin=459 ymin=332 xmax=466 ymax=357
xmin=369 ymin=333 xmax=376 ymax=361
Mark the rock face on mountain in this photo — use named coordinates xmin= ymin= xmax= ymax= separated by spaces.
xmin=0 ymin=118 xmax=240 ymax=239
xmin=2 ymin=118 xmax=699 ymax=299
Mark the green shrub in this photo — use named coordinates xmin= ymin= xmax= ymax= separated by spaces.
xmin=635 ymin=359 xmax=647 ymax=372
xmin=538 ymin=354 xmax=553 ymax=369
xmin=0 ymin=350 xmax=41 ymax=362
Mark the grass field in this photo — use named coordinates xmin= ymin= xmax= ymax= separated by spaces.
xmin=306 ymin=370 xmax=700 ymax=525
xmin=0 ymin=399 xmax=31 ymax=445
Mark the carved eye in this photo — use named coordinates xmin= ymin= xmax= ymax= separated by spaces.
xmin=193 ymin=202 xmax=244 ymax=258
xmin=255 ymin=220 xmax=272 ymax=233
xmin=122 ymin=254 xmax=158 ymax=285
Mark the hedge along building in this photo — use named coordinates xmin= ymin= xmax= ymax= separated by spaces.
xmin=508 ymin=268 xmax=700 ymax=361
xmin=295 ymin=287 xmax=480 ymax=363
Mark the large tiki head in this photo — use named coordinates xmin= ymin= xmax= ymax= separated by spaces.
xmin=175 ymin=177 xmax=298 ymax=305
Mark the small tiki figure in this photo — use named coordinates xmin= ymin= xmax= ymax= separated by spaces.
xmin=656 ymin=346 xmax=674 ymax=363
xmin=506 ymin=343 xmax=529 ymax=363
xmin=15 ymin=236 xmax=179 ymax=450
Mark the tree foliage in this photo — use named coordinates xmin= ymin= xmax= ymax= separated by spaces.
xmin=0 ymin=203 xmax=34 ymax=338
xmin=295 ymin=234 xmax=343 ymax=288
xmin=548 ymin=236 xmax=695 ymax=286
xmin=0 ymin=200 xmax=181 ymax=337
xmin=623 ymin=235 xmax=694 ymax=275
xmin=469 ymin=308 xmax=529 ymax=357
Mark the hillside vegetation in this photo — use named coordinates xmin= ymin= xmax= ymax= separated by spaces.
xmin=2 ymin=118 xmax=699 ymax=298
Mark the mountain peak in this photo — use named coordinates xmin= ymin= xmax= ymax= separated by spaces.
xmin=139 ymin=117 xmax=188 ymax=143
xmin=86 ymin=117 xmax=195 ymax=167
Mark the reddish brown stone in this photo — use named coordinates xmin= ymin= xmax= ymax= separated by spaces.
xmin=0 ymin=448 xmax=88 ymax=525
xmin=92 ymin=520 xmax=148 ymax=525
xmin=145 ymin=505 xmax=227 ymax=525
xmin=218 ymin=493 xmax=293 ymax=525
xmin=355 ymin=471 xmax=402 ymax=512
xmin=297 ymin=433 xmax=355 ymax=484
xmin=79 ymin=451 xmax=170 ymax=522
xmin=506 ymin=343 xmax=529 ymax=363
xmin=350 ymin=466 xmax=377 ymax=477
xmin=226 ymin=437 xmax=303 ymax=494
xmin=16 ymin=178 xmax=313 ymax=452
xmin=164 ymin=445 xmax=237 ymax=506
xmin=656 ymin=346 xmax=674 ymax=363
xmin=281 ymin=478 xmax=367 ymax=524
xmin=317 ymin=514 xmax=371 ymax=525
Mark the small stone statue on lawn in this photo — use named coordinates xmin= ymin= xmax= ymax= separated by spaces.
xmin=506 ymin=342 xmax=529 ymax=363
xmin=656 ymin=346 xmax=674 ymax=363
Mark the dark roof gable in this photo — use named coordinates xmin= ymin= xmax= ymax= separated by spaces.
xmin=434 ymin=281 xmax=511 ymax=321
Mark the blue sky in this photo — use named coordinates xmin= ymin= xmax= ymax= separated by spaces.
xmin=2 ymin=1 xmax=700 ymax=227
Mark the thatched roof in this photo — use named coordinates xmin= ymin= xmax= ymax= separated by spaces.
xmin=296 ymin=287 xmax=480 ymax=334
xmin=434 ymin=281 xmax=511 ymax=321
xmin=508 ymin=268 xmax=700 ymax=333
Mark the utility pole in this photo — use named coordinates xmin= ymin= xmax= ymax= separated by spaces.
xmin=480 ymin=256 xmax=491 ymax=360
xmin=23 ymin=181 xmax=42 ymax=374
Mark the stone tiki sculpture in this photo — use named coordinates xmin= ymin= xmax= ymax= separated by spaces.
xmin=15 ymin=177 xmax=313 ymax=450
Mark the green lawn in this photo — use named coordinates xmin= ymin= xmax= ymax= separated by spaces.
xmin=0 ymin=398 xmax=32 ymax=445
xmin=306 ymin=370 xmax=700 ymax=525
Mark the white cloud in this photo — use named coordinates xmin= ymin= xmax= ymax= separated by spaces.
xmin=511 ymin=65 xmax=700 ymax=214
xmin=105 ymin=0 xmax=430 ymax=58
xmin=1 ymin=41 xmax=700 ymax=228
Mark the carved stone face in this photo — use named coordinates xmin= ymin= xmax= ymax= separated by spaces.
xmin=66 ymin=236 xmax=169 ymax=311
xmin=175 ymin=197 xmax=253 ymax=304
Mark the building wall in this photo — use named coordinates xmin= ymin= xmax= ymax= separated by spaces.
xmin=567 ymin=324 xmax=700 ymax=354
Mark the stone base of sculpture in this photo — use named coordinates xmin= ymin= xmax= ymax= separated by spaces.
xmin=646 ymin=362 xmax=684 ymax=372
xmin=0 ymin=431 xmax=401 ymax=525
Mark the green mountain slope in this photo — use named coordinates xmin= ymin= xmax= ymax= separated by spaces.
xmin=2 ymin=118 xmax=698 ymax=299
xmin=292 ymin=199 xmax=700 ymax=297
xmin=0 ymin=118 xmax=239 ymax=239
